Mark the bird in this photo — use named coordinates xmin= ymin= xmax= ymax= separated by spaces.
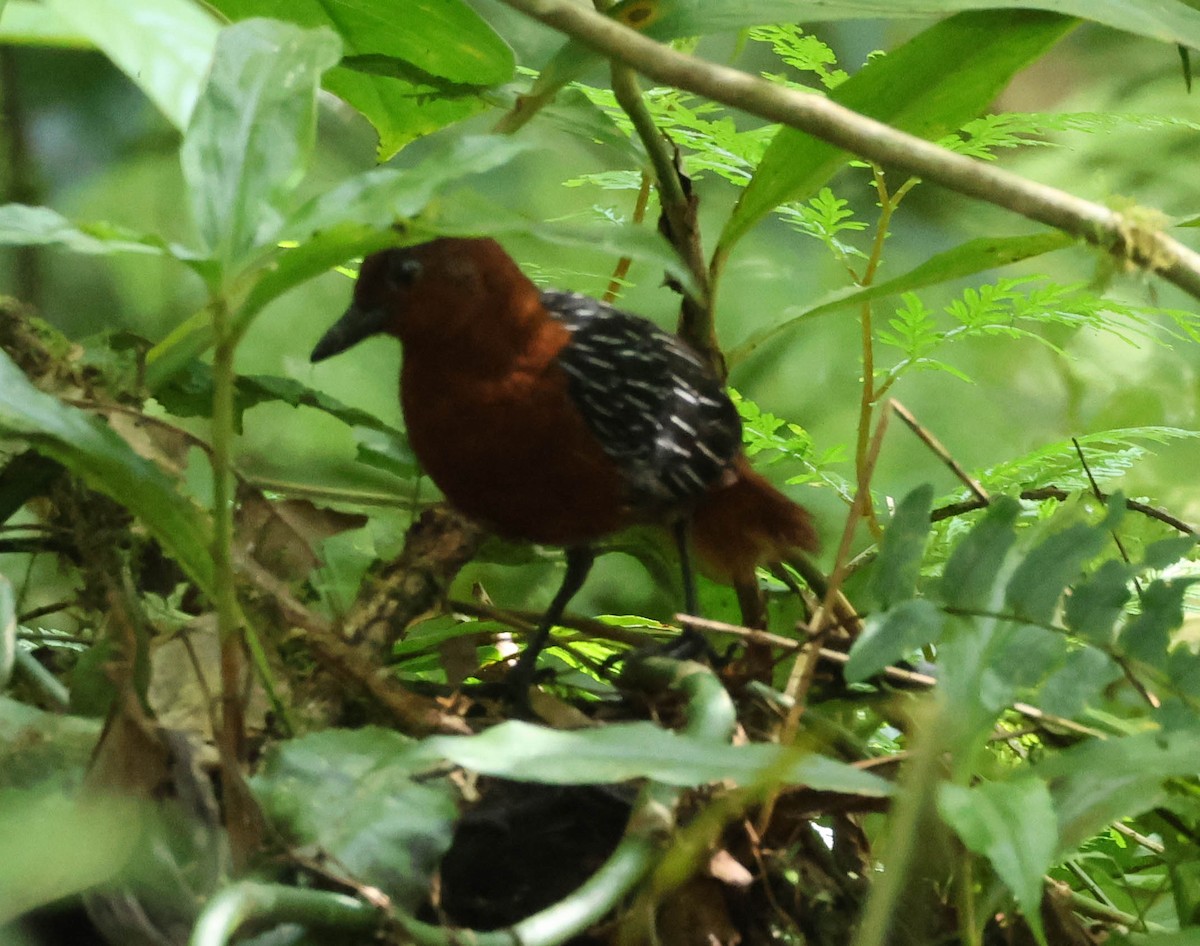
xmin=311 ymin=237 xmax=817 ymax=697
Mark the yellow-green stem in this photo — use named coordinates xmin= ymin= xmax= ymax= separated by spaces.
xmin=209 ymin=299 xmax=244 ymax=765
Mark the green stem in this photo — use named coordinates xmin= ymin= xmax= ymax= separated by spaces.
xmin=210 ymin=301 xmax=244 ymax=763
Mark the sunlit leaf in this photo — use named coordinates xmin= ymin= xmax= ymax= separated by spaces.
xmin=180 ymin=19 xmax=341 ymax=272
xmin=43 ymin=0 xmax=219 ymax=128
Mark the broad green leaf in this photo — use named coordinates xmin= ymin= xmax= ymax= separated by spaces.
xmin=207 ymin=0 xmax=514 ymax=158
xmin=844 ymin=598 xmax=946 ymax=684
xmin=1004 ymin=522 xmax=1110 ymax=625
xmin=633 ymin=0 xmax=1200 ymax=49
xmin=1038 ymin=730 xmax=1200 ymax=852
xmin=250 ymin=728 xmax=457 ymax=911
xmin=43 ymin=0 xmax=218 ymax=129
xmin=0 ymin=791 xmax=144 ymax=925
xmin=1118 ymin=578 xmax=1194 ymax=669
xmin=719 ymin=12 xmax=1076 ymax=254
xmin=147 ymin=136 xmax=533 ymax=389
xmin=1064 ymin=559 xmax=1133 ymax=644
xmin=420 ymin=720 xmax=893 ymax=795
xmin=869 ymin=484 xmax=933 ymax=609
xmin=939 ymin=497 xmax=1020 ymax=611
xmin=938 ymin=777 xmax=1057 ymax=930
xmin=181 ymin=19 xmax=341 ymax=273
xmin=0 ymin=349 xmax=215 ymax=598
xmin=0 ymin=1 xmax=88 ymax=47
xmin=731 ymin=232 xmax=1075 ymax=365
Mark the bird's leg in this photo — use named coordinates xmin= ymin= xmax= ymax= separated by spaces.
xmin=507 ymin=545 xmax=596 ymax=700
xmin=669 ymin=517 xmax=712 ymax=661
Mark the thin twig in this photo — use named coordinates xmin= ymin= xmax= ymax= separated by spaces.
xmin=603 ymin=173 xmax=653 ymax=304
xmin=893 ymin=400 xmax=989 ymax=504
xmin=1073 ymin=436 xmax=1144 ymax=597
xmin=930 ymin=487 xmax=1196 ymax=535
xmin=678 ymin=613 xmax=1106 ymax=739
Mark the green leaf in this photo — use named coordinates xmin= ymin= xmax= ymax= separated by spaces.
xmin=1004 ymin=522 xmax=1110 ymax=625
xmin=0 ymin=205 xmax=174 ymax=257
xmin=0 ymin=349 xmax=215 ymax=598
xmin=43 ymin=0 xmax=219 ymax=129
xmin=1063 ymin=559 xmax=1133 ymax=645
xmin=636 ymin=0 xmax=1200 ymax=48
xmin=844 ymin=598 xmax=947 ymax=684
xmin=0 ymin=696 xmax=99 ymax=792
xmin=152 ymin=360 xmax=405 ymax=437
xmin=283 ymin=134 xmax=535 ymax=241
xmin=355 ymin=427 xmax=418 ymax=480
xmin=1142 ymin=534 xmax=1198 ymax=570
xmin=207 ymin=0 xmax=514 ymax=158
xmin=986 ymin=623 xmax=1067 ymax=697
xmin=870 ymin=484 xmax=933 ymax=609
xmin=731 ymin=231 xmax=1075 ymax=365
xmin=180 ymin=19 xmax=341 ymax=273
xmin=1118 ymin=579 xmax=1195 ymax=669
xmin=940 ymin=497 xmax=1021 ymax=611
xmin=1037 ymin=647 xmax=1120 ymax=719
xmin=1039 ymin=730 xmax=1200 ymax=852
xmin=0 ymin=791 xmax=145 ymax=925
xmin=420 ymin=721 xmax=893 ymax=795
xmin=719 ymin=11 xmax=1077 ymax=253
xmin=938 ymin=777 xmax=1057 ymax=930
xmin=250 ymin=728 xmax=457 ymax=911
xmin=146 ymin=136 xmax=534 ymax=389
xmin=0 ymin=1 xmax=89 ymax=47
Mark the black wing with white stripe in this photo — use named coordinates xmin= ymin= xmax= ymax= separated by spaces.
xmin=544 ymin=290 xmax=741 ymax=509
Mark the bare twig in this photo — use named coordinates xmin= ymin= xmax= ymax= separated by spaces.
xmin=930 ymin=486 xmax=1197 ymax=535
xmin=678 ymin=613 xmax=1106 ymax=739
xmin=893 ymin=401 xmax=989 ymax=504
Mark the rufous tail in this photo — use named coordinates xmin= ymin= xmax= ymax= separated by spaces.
xmin=691 ymin=455 xmax=818 ymax=586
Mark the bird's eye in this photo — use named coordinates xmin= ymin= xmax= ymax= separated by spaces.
xmin=388 ymin=255 xmax=422 ymax=287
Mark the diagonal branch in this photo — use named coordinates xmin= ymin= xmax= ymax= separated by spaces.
xmin=498 ymin=0 xmax=1200 ymax=302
